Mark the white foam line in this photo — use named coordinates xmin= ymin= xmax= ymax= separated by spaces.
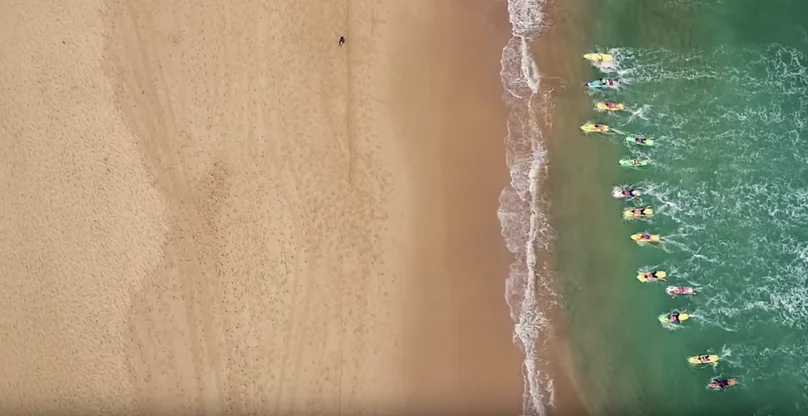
xmin=500 ymin=0 xmax=551 ymax=415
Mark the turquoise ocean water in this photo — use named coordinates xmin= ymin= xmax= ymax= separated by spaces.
xmin=546 ymin=0 xmax=808 ymax=414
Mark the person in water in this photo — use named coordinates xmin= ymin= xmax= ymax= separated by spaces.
xmin=621 ymin=188 xmax=639 ymax=198
xmin=642 ymin=271 xmax=659 ymax=280
xmin=669 ymin=311 xmax=680 ymax=323
xmin=710 ymin=379 xmax=734 ymax=389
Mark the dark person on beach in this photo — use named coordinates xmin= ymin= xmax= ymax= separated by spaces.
xmin=339 ymin=36 xmax=346 ymax=46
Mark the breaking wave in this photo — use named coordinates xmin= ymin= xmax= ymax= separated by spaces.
xmin=498 ymin=0 xmax=556 ymax=414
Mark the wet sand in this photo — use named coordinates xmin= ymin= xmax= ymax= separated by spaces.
xmin=529 ymin=0 xmax=594 ymax=414
xmin=0 ymin=0 xmax=522 ymax=414
xmin=394 ymin=1 xmax=525 ymax=415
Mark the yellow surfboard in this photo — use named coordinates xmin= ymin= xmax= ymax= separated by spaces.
xmin=584 ymin=53 xmax=613 ymax=63
xmin=580 ymin=124 xmax=609 ymax=133
xmin=688 ymin=354 xmax=719 ymax=365
xmin=624 ymin=207 xmax=654 ymax=219
xmin=596 ymin=102 xmax=625 ymax=111
xmin=631 ymin=233 xmax=661 ymax=243
xmin=659 ymin=312 xmax=689 ymax=324
xmin=636 ymin=271 xmax=666 ymax=282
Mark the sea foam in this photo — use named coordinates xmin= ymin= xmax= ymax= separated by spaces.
xmin=498 ymin=0 xmax=554 ymax=415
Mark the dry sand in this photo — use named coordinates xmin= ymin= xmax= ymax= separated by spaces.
xmin=0 ymin=0 xmax=523 ymax=415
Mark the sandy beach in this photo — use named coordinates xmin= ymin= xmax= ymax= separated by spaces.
xmin=0 ymin=0 xmax=522 ymax=414
xmin=394 ymin=1 xmax=525 ymax=414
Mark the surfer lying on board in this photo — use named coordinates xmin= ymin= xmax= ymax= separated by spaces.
xmin=665 ymin=286 xmax=696 ymax=296
xmin=708 ymin=379 xmax=738 ymax=390
xmin=613 ymin=187 xmax=641 ymax=200
xmin=623 ymin=188 xmax=640 ymax=198
xmin=642 ymin=271 xmax=663 ymax=280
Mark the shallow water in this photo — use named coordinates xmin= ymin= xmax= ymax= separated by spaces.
xmin=550 ymin=0 xmax=808 ymax=414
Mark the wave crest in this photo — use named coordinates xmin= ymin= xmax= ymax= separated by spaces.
xmin=499 ymin=0 xmax=555 ymax=415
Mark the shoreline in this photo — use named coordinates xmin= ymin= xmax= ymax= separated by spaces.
xmin=527 ymin=0 xmax=593 ymax=414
